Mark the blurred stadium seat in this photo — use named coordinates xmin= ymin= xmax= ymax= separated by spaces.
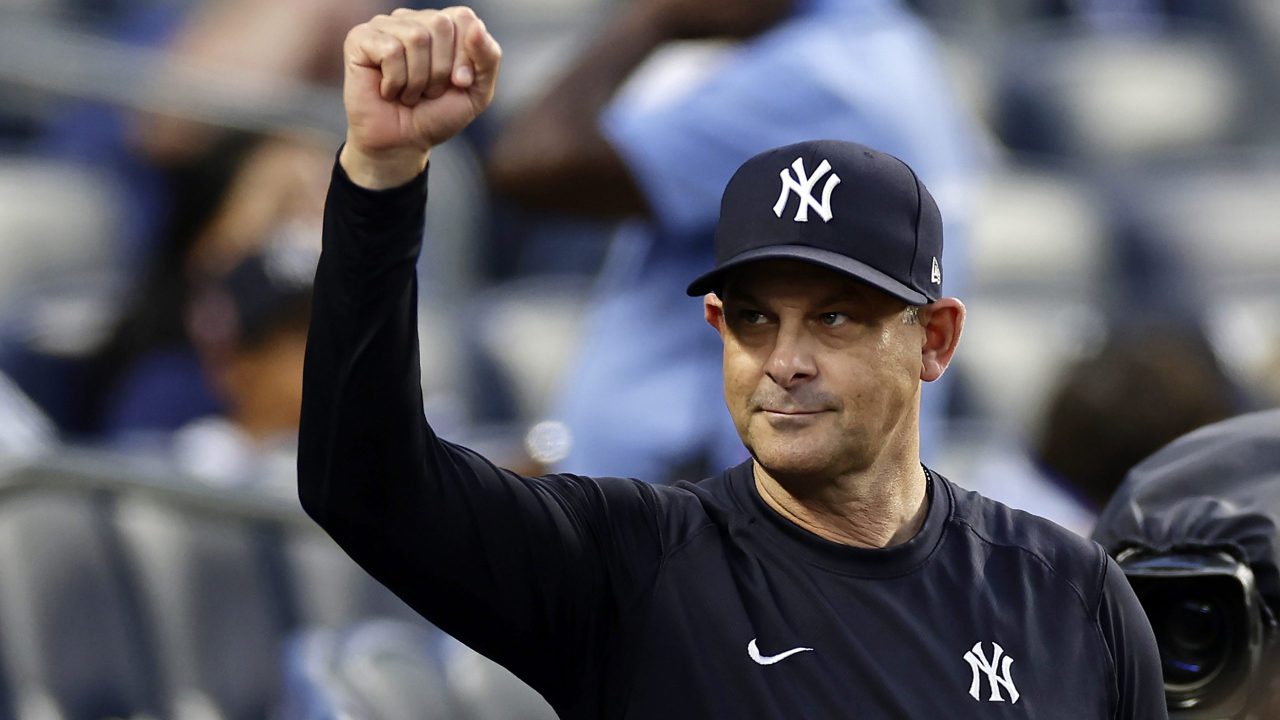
xmin=955 ymin=163 xmax=1109 ymax=432
xmin=994 ymin=21 xmax=1249 ymax=162
xmin=442 ymin=638 xmax=558 ymax=720
xmin=0 ymin=159 xmax=120 ymax=311
xmin=471 ymin=276 xmax=593 ymax=424
xmin=1136 ymin=153 xmax=1280 ymax=283
xmin=283 ymin=530 xmax=422 ymax=631
xmin=112 ymin=495 xmax=289 ymax=720
xmin=0 ymin=486 xmax=160 ymax=720
xmin=280 ymin=620 xmax=462 ymax=720
xmin=0 ymin=451 xmax=562 ymax=719
xmin=1131 ymin=151 xmax=1280 ymax=398
xmin=967 ymin=164 xmax=1107 ymax=293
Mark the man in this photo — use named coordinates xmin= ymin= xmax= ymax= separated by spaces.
xmin=487 ymin=0 xmax=980 ymax=481
xmin=299 ymin=7 xmax=1167 ymax=717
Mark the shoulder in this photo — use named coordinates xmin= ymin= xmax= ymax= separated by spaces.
xmin=553 ymin=471 xmax=735 ymax=554
xmin=935 ymin=475 xmax=1164 ymax=715
xmin=661 ymin=472 xmax=745 ymax=544
xmin=942 ymin=474 xmax=1109 ymax=612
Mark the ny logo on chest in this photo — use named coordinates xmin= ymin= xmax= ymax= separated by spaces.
xmin=963 ymin=641 xmax=1020 ymax=704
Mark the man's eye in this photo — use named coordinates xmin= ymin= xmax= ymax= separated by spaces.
xmin=738 ymin=310 xmax=767 ymax=325
xmin=819 ymin=312 xmax=848 ymax=327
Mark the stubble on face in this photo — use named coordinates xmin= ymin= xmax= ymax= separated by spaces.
xmin=716 ymin=262 xmax=923 ymax=489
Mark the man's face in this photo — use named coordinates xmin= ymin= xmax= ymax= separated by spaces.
xmin=706 ymin=260 xmax=926 ymax=485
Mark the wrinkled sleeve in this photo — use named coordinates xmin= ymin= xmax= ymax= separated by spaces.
xmin=296 ymin=156 xmax=668 ymax=705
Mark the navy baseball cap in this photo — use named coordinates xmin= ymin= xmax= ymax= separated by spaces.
xmin=686 ymin=139 xmax=944 ymax=305
xmin=189 ymin=229 xmax=319 ymax=351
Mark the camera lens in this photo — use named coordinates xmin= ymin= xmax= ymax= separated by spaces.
xmin=1154 ymin=595 xmax=1230 ymax=691
xmin=1119 ymin=551 xmax=1263 ymax=713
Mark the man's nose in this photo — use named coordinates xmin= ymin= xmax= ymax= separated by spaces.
xmin=763 ymin=323 xmax=817 ymax=389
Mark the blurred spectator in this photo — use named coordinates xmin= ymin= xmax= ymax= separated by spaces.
xmin=88 ymin=135 xmax=331 ymax=442
xmin=181 ymin=135 xmax=331 ymax=275
xmin=1036 ymin=324 xmax=1240 ymax=509
xmin=131 ymin=0 xmax=387 ymax=165
xmin=487 ymin=0 xmax=982 ymax=482
xmin=0 ymin=131 xmax=256 ymax=436
xmin=175 ymin=233 xmax=319 ymax=493
xmin=3 ymin=0 xmax=384 ymax=438
xmin=964 ymin=324 xmax=1242 ymax=535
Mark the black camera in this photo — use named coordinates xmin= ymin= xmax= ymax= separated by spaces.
xmin=1115 ymin=549 xmax=1265 ymax=716
xmin=1093 ymin=409 xmax=1280 ymax=720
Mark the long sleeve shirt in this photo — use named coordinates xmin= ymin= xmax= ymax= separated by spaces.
xmin=297 ymin=160 xmax=1168 ymax=719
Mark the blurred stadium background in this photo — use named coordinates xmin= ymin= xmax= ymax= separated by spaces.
xmin=0 ymin=0 xmax=1277 ymax=717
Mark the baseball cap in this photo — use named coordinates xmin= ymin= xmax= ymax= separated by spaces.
xmin=686 ymin=140 xmax=944 ymax=305
xmin=189 ymin=225 xmax=320 ymax=350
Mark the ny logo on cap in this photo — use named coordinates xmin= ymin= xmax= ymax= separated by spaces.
xmin=773 ymin=157 xmax=841 ymax=223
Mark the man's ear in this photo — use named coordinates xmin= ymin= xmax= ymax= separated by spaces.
xmin=704 ymin=292 xmax=726 ymax=335
xmin=920 ymin=297 xmax=965 ymax=382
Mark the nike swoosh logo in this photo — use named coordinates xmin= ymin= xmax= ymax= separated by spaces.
xmin=748 ymin=638 xmax=814 ymax=665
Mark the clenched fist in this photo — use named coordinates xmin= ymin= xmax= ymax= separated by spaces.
xmin=339 ymin=6 xmax=501 ymax=188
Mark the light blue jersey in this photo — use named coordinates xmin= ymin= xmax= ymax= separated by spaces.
xmin=556 ymin=0 xmax=984 ymax=481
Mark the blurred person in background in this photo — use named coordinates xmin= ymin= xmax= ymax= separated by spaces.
xmin=2 ymin=0 xmax=386 ymax=437
xmin=176 ymin=234 xmax=319 ymax=493
xmin=31 ymin=0 xmax=386 ymax=274
xmin=4 ymin=132 xmax=330 ymax=439
xmin=131 ymin=0 xmax=390 ymax=165
xmin=962 ymin=324 xmax=1242 ymax=537
xmin=1034 ymin=325 xmax=1241 ymax=513
xmin=1 ymin=131 xmax=255 ymax=436
xmin=487 ymin=0 xmax=982 ymax=482
xmin=85 ymin=135 xmax=331 ymax=442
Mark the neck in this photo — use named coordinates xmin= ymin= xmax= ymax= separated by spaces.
xmin=752 ymin=457 xmax=930 ymax=549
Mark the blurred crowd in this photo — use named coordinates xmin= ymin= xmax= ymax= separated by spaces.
xmin=0 ymin=0 xmax=1278 ymax=717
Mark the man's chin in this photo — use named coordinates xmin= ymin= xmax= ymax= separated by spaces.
xmin=750 ymin=442 xmax=835 ymax=483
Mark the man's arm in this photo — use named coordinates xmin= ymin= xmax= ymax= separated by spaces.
xmin=1097 ymin=556 xmax=1169 ymax=719
xmin=485 ymin=0 xmax=792 ymax=217
xmin=297 ymin=9 xmax=666 ymax=704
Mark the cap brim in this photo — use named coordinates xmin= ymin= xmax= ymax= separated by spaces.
xmin=685 ymin=245 xmax=931 ymax=305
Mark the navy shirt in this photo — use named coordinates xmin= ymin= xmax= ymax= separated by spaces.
xmin=298 ymin=161 xmax=1167 ymax=719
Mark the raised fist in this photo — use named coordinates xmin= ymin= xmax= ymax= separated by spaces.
xmin=340 ymin=6 xmax=501 ymax=188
